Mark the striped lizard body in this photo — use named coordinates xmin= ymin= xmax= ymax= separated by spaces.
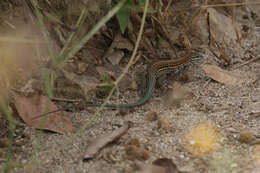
xmin=84 ymin=54 xmax=202 ymax=108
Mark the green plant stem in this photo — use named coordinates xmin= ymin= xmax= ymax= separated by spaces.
xmin=93 ymin=0 xmax=149 ymax=111
xmin=0 ymin=98 xmax=15 ymax=173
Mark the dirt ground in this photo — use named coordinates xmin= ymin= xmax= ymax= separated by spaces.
xmin=0 ymin=1 xmax=260 ymax=173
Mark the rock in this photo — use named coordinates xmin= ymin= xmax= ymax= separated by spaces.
xmin=157 ymin=118 xmax=170 ymax=131
xmin=125 ymin=145 xmax=150 ymax=161
xmin=145 ymin=111 xmax=158 ymax=122
xmin=238 ymin=130 xmax=255 ymax=144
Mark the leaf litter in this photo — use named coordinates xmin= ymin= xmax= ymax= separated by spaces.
xmin=83 ymin=121 xmax=131 ymax=160
xmin=14 ymin=93 xmax=73 ymax=134
xmin=201 ymin=64 xmax=256 ymax=86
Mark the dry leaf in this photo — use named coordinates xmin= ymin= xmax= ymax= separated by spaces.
xmin=14 ymin=93 xmax=73 ymax=134
xmin=96 ymin=65 xmax=132 ymax=90
xmin=103 ymin=33 xmax=133 ymax=62
xmin=208 ymin=8 xmax=237 ymax=45
xmin=113 ymin=33 xmax=133 ymax=51
xmin=96 ymin=66 xmax=116 ymax=78
xmin=83 ymin=121 xmax=131 ymax=160
xmin=201 ymin=64 xmax=250 ymax=85
xmin=107 ymin=50 xmax=124 ymax=65
xmin=62 ymin=70 xmax=100 ymax=98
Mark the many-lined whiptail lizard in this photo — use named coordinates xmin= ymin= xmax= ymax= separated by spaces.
xmin=87 ymin=53 xmax=202 ymax=108
xmin=34 ymin=54 xmax=202 ymax=118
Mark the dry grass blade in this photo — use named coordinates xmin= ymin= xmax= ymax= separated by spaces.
xmin=201 ymin=2 xmax=260 ymax=8
xmin=232 ymin=6 xmax=240 ymax=43
xmin=215 ymin=41 xmax=231 ymax=64
xmin=232 ymin=55 xmax=260 ymax=70
xmin=208 ymin=12 xmax=231 ymax=64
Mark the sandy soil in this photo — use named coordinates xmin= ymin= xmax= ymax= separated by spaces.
xmin=0 ymin=1 xmax=260 ymax=173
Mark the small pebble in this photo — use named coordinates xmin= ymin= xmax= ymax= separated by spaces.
xmin=238 ymin=130 xmax=255 ymax=144
xmin=127 ymin=138 xmax=141 ymax=147
xmin=145 ymin=111 xmax=158 ymax=122
xmin=125 ymin=145 xmax=150 ymax=161
xmin=157 ymin=118 xmax=170 ymax=131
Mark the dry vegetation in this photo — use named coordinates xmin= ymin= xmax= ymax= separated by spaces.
xmin=0 ymin=0 xmax=260 ymax=173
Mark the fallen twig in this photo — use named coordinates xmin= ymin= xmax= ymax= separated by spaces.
xmin=232 ymin=55 xmax=260 ymax=70
xmin=51 ymin=97 xmax=82 ymax=102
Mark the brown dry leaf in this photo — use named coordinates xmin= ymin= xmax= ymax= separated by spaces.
xmin=201 ymin=64 xmax=251 ymax=85
xmin=105 ymin=32 xmax=134 ymax=51
xmin=128 ymin=13 xmax=153 ymax=51
xmin=113 ymin=34 xmax=133 ymax=51
xmin=62 ymin=70 xmax=100 ymax=98
xmin=96 ymin=66 xmax=116 ymax=78
xmin=96 ymin=65 xmax=132 ymax=90
xmin=14 ymin=93 xmax=73 ymax=134
xmin=103 ymin=33 xmax=133 ymax=63
xmin=83 ymin=121 xmax=131 ymax=160
xmin=208 ymin=8 xmax=238 ymax=45
xmin=107 ymin=50 xmax=124 ymax=65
